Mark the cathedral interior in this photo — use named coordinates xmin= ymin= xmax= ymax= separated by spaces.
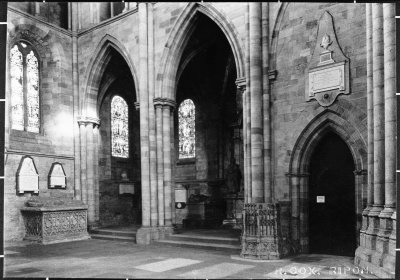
xmin=2 ymin=2 xmax=397 ymax=278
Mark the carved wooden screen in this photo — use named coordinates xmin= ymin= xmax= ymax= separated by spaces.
xmin=111 ymin=95 xmax=129 ymax=158
xmin=178 ymin=99 xmax=195 ymax=159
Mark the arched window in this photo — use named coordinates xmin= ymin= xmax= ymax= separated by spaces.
xmin=178 ymin=99 xmax=195 ymax=159
xmin=111 ymin=96 xmax=129 ymax=158
xmin=10 ymin=41 xmax=40 ymax=133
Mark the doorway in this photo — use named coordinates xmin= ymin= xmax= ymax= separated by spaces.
xmin=309 ymin=131 xmax=356 ymax=256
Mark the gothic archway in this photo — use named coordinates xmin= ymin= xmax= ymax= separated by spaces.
xmin=288 ymin=111 xmax=367 ymax=254
xmin=157 ymin=2 xmax=245 ymax=101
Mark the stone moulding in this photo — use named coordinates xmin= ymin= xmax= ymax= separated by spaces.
xmin=241 ymin=203 xmax=284 ymax=260
xmin=21 ymin=198 xmax=90 ymax=244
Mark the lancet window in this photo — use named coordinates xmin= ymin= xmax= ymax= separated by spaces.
xmin=10 ymin=41 xmax=40 ymax=132
xmin=111 ymin=96 xmax=129 ymax=158
xmin=178 ymin=99 xmax=195 ymax=159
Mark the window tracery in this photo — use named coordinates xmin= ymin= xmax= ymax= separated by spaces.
xmin=10 ymin=42 xmax=40 ymax=132
xmin=111 ymin=96 xmax=129 ymax=158
xmin=178 ymin=99 xmax=195 ymax=159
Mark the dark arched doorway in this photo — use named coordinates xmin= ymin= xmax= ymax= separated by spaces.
xmin=309 ymin=131 xmax=356 ymax=256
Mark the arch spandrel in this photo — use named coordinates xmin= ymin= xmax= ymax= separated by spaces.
xmin=157 ymin=2 xmax=246 ymax=101
xmin=81 ymin=34 xmax=139 ymax=118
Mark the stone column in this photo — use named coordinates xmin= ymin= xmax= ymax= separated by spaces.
xmin=289 ymin=174 xmax=300 ymax=252
xmin=299 ymin=174 xmax=309 ymax=253
xmin=93 ymin=123 xmax=100 ymax=222
xmin=236 ymin=80 xmax=247 ymax=203
xmin=244 ymin=4 xmax=252 ymax=203
xmin=35 ymin=2 xmax=40 ymax=17
xmin=377 ymin=3 xmax=396 ymax=272
xmin=68 ymin=3 xmax=72 ymax=31
xmin=147 ymin=2 xmax=158 ymax=229
xmin=78 ymin=3 xmax=82 ymax=30
xmin=78 ymin=120 xmax=87 ymax=205
xmin=170 ymin=108 xmax=176 ymax=227
xmin=365 ymin=1 xmax=374 ymax=225
xmin=110 ymin=3 xmax=114 ymax=18
xmin=86 ymin=121 xmax=95 ymax=227
xmin=370 ymin=3 xmax=385 ymax=267
xmin=356 ymin=4 xmax=376 ymax=266
xmin=262 ymin=2 xmax=271 ymax=203
xmin=249 ymin=2 xmax=263 ymax=203
xmin=123 ymin=2 xmax=129 ymax=13
xmin=154 ymin=99 xmax=164 ymax=227
xmin=163 ymin=99 xmax=176 ymax=230
xmin=381 ymin=3 xmax=396 ymax=218
xmin=136 ymin=2 xmax=151 ymax=245
xmin=369 ymin=3 xmax=384 ymax=221
xmin=72 ymin=2 xmax=81 ymax=201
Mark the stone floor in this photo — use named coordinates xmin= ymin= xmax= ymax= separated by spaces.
xmin=4 ymin=238 xmax=380 ymax=279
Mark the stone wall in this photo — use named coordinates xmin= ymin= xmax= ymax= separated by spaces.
xmin=5 ymin=8 xmax=73 ymax=241
xmin=8 ymin=2 xmax=69 ymax=29
xmin=271 ymin=2 xmax=367 ymax=242
xmin=98 ymin=90 xmax=141 ymax=227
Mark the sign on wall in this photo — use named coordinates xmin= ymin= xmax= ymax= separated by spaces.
xmin=48 ymin=162 xmax=67 ymax=189
xmin=17 ymin=156 xmax=39 ymax=194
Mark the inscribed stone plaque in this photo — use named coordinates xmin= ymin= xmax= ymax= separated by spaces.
xmin=175 ymin=188 xmax=187 ymax=203
xmin=48 ymin=163 xmax=66 ymax=189
xmin=309 ymin=64 xmax=344 ymax=97
xmin=17 ymin=156 xmax=39 ymax=194
xmin=119 ymin=183 xmax=135 ymax=194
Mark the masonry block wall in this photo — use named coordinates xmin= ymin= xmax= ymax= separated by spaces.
xmin=98 ymin=91 xmax=141 ymax=227
xmin=5 ymin=7 xmax=73 ymax=241
xmin=271 ymin=2 xmax=367 ymax=245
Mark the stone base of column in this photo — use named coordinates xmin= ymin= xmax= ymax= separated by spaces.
xmin=356 ymin=258 xmax=395 ymax=278
xmin=88 ymin=221 xmax=102 ymax=231
xmin=136 ymin=226 xmax=152 ymax=245
xmin=355 ymin=215 xmax=396 ymax=278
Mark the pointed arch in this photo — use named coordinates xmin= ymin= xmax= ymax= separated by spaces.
xmin=81 ymin=34 xmax=139 ymax=118
xmin=157 ymin=2 xmax=245 ymax=100
xmin=270 ymin=2 xmax=289 ymax=71
xmin=286 ymin=108 xmax=367 ymax=253
xmin=288 ymin=109 xmax=367 ymax=175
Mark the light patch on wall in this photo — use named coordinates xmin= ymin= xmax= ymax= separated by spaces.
xmin=54 ymin=111 xmax=73 ymax=137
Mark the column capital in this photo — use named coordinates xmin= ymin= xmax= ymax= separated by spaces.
xmin=163 ymin=98 xmax=177 ymax=110
xmin=134 ymin=101 xmax=140 ymax=111
xmin=235 ymin=77 xmax=246 ymax=91
xmin=354 ymin=169 xmax=367 ymax=176
xmin=153 ymin=97 xmax=164 ymax=108
xmin=77 ymin=116 xmax=101 ymax=127
xmin=285 ymin=172 xmax=310 ymax=178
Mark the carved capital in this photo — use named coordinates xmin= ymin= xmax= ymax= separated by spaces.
xmin=153 ymin=97 xmax=164 ymax=109
xmin=235 ymin=77 xmax=246 ymax=92
xmin=134 ymin=102 xmax=140 ymax=111
xmin=354 ymin=169 xmax=367 ymax=176
xmin=77 ymin=116 xmax=101 ymax=128
xmin=163 ymin=98 xmax=177 ymax=109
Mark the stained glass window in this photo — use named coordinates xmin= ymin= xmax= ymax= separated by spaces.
xmin=111 ymin=96 xmax=129 ymax=158
xmin=10 ymin=42 xmax=40 ymax=133
xmin=10 ymin=45 xmax=24 ymax=131
xmin=178 ymin=99 xmax=195 ymax=159
xmin=26 ymin=51 xmax=40 ymax=133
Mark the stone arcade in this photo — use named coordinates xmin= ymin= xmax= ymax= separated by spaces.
xmin=3 ymin=2 xmax=396 ymax=278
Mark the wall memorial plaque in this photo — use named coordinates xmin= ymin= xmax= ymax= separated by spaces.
xmin=119 ymin=183 xmax=135 ymax=195
xmin=17 ymin=156 xmax=39 ymax=194
xmin=305 ymin=11 xmax=350 ymax=107
xmin=48 ymin=162 xmax=67 ymax=189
